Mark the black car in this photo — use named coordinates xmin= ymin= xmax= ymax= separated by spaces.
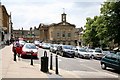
xmin=100 ymin=52 xmax=120 ymax=70
xmin=56 ymin=45 xmax=75 ymax=58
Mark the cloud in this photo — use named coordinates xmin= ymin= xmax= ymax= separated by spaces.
xmin=2 ymin=0 xmax=104 ymax=30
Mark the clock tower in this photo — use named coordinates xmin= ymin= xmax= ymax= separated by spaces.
xmin=61 ymin=12 xmax=66 ymax=22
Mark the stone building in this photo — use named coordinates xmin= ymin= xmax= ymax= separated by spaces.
xmin=38 ymin=12 xmax=82 ymax=46
xmin=0 ymin=4 xmax=12 ymax=43
xmin=13 ymin=27 xmax=39 ymax=42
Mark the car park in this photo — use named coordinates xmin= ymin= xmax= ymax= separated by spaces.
xmin=56 ymin=45 xmax=75 ymax=58
xmin=21 ymin=43 xmax=38 ymax=58
xmin=101 ymin=52 xmax=120 ymax=70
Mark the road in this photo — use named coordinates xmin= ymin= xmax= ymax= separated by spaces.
xmin=21 ymin=48 xmax=120 ymax=78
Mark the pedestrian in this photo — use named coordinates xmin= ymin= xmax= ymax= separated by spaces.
xmin=13 ymin=44 xmax=17 ymax=61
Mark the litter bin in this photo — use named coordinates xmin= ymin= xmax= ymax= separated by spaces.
xmin=41 ymin=51 xmax=49 ymax=72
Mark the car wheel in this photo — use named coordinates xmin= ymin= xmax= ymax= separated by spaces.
xmin=91 ymin=55 xmax=94 ymax=59
xmin=77 ymin=54 xmax=80 ymax=58
xmin=101 ymin=63 xmax=106 ymax=70
xmin=61 ymin=52 xmax=64 ymax=57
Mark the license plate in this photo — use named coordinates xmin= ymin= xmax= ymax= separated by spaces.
xmin=26 ymin=53 xmax=31 ymax=55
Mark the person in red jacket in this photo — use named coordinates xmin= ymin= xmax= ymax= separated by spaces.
xmin=12 ymin=41 xmax=22 ymax=58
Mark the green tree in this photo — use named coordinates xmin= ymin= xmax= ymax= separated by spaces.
xmin=101 ymin=1 xmax=120 ymax=48
xmin=83 ymin=16 xmax=100 ymax=48
xmin=83 ymin=1 xmax=120 ymax=49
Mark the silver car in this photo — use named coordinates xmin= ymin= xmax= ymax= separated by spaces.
xmin=91 ymin=48 xmax=104 ymax=59
xmin=75 ymin=48 xmax=92 ymax=59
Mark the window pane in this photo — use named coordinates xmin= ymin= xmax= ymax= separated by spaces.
xmin=68 ymin=33 xmax=71 ymax=37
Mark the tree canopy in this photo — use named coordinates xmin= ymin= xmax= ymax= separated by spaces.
xmin=83 ymin=1 xmax=120 ymax=49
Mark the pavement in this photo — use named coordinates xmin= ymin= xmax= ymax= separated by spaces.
xmin=0 ymin=44 xmax=81 ymax=79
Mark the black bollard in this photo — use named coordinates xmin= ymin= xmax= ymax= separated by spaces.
xmin=13 ymin=48 xmax=17 ymax=61
xmin=50 ymin=53 xmax=53 ymax=70
xmin=14 ymin=52 xmax=17 ymax=61
xmin=55 ymin=54 xmax=59 ymax=74
xmin=31 ymin=51 xmax=33 ymax=65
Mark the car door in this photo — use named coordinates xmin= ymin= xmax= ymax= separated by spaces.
xmin=102 ymin=54 xmax=112 ymax=67
xmin=110 ymin=54 xmax=119 ymax=69
xmin=116 ymin=54 xmax=120 ymax=70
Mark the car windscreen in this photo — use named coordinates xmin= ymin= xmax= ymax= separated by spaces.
xmin=19 ymin=41 xmax=26 ymax=44
xmin=95 ymin=49 xmax=102 ymax=53
xmin=117 ymin=52 xmax=120 ymax=56
xmin=63 ymin=46 xmax=72 ymax=49
xmin=103 ymin=51 xmax=110 ymax=54
xmin=25 ymin=44 xmax=36 ymax=49
xmin=34 ymin=41 xmax=39 ymax=43
xmin=79 ymin=48 xmax=87 ymax=52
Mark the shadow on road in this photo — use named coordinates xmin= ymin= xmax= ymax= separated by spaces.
xmin=21 ymin=56 xmax=39 ymax=60
xmin=106 ymin=68 xmax=120 ymax=74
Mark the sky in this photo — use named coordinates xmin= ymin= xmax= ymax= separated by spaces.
xmin=1 ymin=0 xmax=105 ymax=30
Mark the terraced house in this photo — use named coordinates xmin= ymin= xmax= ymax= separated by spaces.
xmin=0 ymin=3 xmax=12 ymax=44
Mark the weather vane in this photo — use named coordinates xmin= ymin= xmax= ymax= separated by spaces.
xmin=63 ymin=8 xmax=65 ymax=13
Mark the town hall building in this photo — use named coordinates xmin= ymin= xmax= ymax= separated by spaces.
xmin=38 ymin=12 xmax=82 ymax=46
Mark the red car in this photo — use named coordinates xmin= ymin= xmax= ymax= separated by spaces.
xmin=21 ymin=43 xmax=38 ymax=58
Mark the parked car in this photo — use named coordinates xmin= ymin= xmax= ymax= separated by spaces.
xmin=91 ymin=48 xmax=104 ymax=59
xmin=75 ymin=47 xmax=92 ymax=59
xmin=50 ymin=44 xmax=58 ymax=53
xmin=102 ymin=51 xmax=110 ymax=56
xmin=41 ymin=43 xmax=51 ymax=49
xmin=34 ymin=40 xmax=40 ymax=47
xmin=101 ymin=52 xmax=120 ymax=70
xmin=116 ymin=52 xmax=120 ymax=55
xmin=19 ymin=40 xmax=26 ymax=46
xmin=39 ymin=43 xmax=42 ymax=48
xmin=56 ymin=45 xmax=75 ymax=58
xmin=21 ymin=43 xmax=38 ymax=58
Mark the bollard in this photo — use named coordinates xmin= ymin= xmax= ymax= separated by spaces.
xmin=50 ymin=53 xmax=53 ymax=70
xmin=13 ymin=48 xmax=17 ymax=61
xmin=30 ymin=51 xmax=33 ymax=65
xmin=41 ymin=51 xmax=49 ymax=72
xmin=55 ymin=54 xmax=59 ymax=74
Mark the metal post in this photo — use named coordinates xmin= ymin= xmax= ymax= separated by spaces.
xmin=13 ymin=48 xmax=17 ymax=61
xmin=31 ymin=51 xmax=33 ymax=65
xmin=14 ymin=52 xmax=17 ymax=61
xmin=50 ymin=53 xmax=53 ymax=70
xmin=55 ymin=54 xmax=59 ymax=74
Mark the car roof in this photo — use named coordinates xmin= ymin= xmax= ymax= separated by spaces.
xmin=24 ymin=43 xmax=34 ymax=45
